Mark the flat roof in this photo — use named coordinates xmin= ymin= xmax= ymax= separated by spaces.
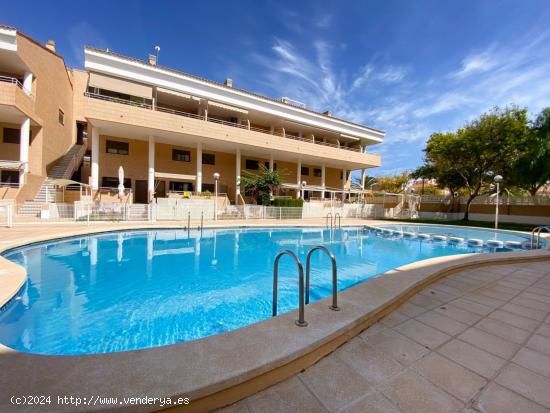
xmin=85 ymin=46 xmax=385 ymax=138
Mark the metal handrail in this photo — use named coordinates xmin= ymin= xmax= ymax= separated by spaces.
xmin=305 ymin=245 xmax=340 ymax=311
xmin=0 ymin=75 xmax=32 ymax=96
xmin=272 ymin=249 xmax=308 ymax=327
xmin=326 ymin=212 xmax=333 ymax=228
xmin=84 ymin=92 xmax=364 ymax=153
xmin=531 ymin=226 xmax=550 ymax=249
xmin=334 ymin=212 xmax=341 ymax=228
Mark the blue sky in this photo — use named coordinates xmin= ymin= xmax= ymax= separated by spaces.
xmin=4 ymin=0 xmax=550 ymax=175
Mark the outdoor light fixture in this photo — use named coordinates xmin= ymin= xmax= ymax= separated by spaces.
xmin=213 ymin=173 xmax=220 ymax=221
xmin=301 ymin=181 xmax=307 ymax=199
xmin=494 ymin=175 xmax=503 ymax=229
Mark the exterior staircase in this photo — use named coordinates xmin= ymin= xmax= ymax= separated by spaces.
xmin=18 ymin=144 xmax=87 ymax=217
xmin=126 ymin=204 xmax=149 ymax=220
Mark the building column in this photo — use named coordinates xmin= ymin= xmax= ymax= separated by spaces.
xmin=23 ymin=72 xmax=33 ymax=96
xmin=148 ymin=136 xmax=155 ymax=202
xmin=91 ymin=127 xmax=99 ymax=190
xmin=342 ymin=168 xmax=347 ymax=201
xmin=360 ymin=169 xmax=366 ymax=201
xmin=296 ymin=159 xmax=302 ymax=199
xmin=196 ymin=142 xmax=202 ymax=193
xmin=321 ymin=164 xmax=326 ymax=199
xmin=235 ymin=148 xmax=241 ymax=201
xmin=19 ymin=117 xmax=30 ymax=185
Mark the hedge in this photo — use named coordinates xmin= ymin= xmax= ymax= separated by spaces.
xmin=272 ymin=198 xmax=304 ymax=207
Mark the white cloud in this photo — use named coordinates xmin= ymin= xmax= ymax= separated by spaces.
xmin=68 ymin=22 xmax=108 ymax=66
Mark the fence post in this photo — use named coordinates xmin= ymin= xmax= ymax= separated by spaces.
xmin=279 ymin=207 xmax=282 ymax=220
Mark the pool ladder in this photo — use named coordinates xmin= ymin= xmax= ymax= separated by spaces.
xmin=531 ymin=226 xmax=550 ymax=249
xmin=272 ymin=245 xmax=340 ymax=327
xmin=183 ymin=212 xmax=204 ymax=237
xmin=325 ymin=212 xmax=341 ymax=229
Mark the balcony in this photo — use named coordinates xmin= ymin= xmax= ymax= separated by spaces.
xmin=0 ymin=76 xmax=40 ymax=124
xmin=84 ymin=92 xmax=381 ymax=168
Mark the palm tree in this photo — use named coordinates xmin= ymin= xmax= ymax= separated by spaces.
xmin=240 ymin=164 xmax=283 ymax=205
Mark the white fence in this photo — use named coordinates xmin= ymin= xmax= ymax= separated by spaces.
xmin=0 ymin=201 xmax=14 ymax=227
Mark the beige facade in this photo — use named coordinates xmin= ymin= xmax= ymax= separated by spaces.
xmin=1 ymin=25 xmax=385 ymax=206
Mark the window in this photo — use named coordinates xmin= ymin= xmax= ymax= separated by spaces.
xmin=202 ymin=183 xmax=215 ymax=193
xmin=101 ymin=176 xmax=131 ymax=189
xmin=301 ymin=166 xmax=309 ymax=176
xmin=2 ymin=128 xmax=20 ymax=144
xmin=202 ymin=153 xmax=215 ymax=165
xmin=106 ymin=140 xmax=129 ymax=155
xmin=169 ymin=181 xmax=193 ymax=192
xmin=58 ymin=109 xmax=65 ymax=125
xmin=1 ymin=170 xmax=19 ymax=184
xmin=245 ymin=159 xmax=259 ymax=170
xmin=313 ymin=168 xmax=322 ymax=177
xmin=172 ymin=149 xmax=191 ymax=162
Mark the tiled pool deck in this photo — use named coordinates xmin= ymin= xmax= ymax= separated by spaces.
xmin=219 ymin=261 xmax=550 ymax=413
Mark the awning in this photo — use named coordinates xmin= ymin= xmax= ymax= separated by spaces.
xmin=154 ymin=172 xmax=196 ymax=181
xmin=89 ymin=72 xmax=153 ymax=99
xmin=157 ymin=87 xmax=200 ymax=101
xmin=207 ymin=100 xmax=248 ymax=114
xmin=45 ymin=179 xmax=90 ymax=187
xmin=0 ymin=160 xmax=24 ymax=170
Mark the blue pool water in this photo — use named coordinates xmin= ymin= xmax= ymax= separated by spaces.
xmin=0 ymin=226 xmax=531 ymax=355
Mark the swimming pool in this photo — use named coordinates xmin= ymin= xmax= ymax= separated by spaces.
xmin=0 ymin=225 xmax=532 ymax=355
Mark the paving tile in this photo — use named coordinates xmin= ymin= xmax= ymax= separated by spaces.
xmin=408 ymin=293 xmax=445 ymax=310
xmin=362 ymin=329 xmax=430 ymax=366
xmin=449 ymin=297 xmax=494 ymax=316
xmin=528 ymin=286 xmax=550 ymax=298
xmin=338 ymin=390 xmax=401 ymax=413
xmin=415 ymin=310 xmax=469 ymax=336
xmin=474 ymin=383 xmax=548 ymax=413
xmin=496 ymin=279 xmax=530 ymax=290
xmin=393 ymin=318 xmax=451 ymax=350
xmin=512 ymin=347 xmax=550 ymax=378
xmin=536 ymin=323 xmax=550 ymax=338
xmin=335 ymin=338 xmax=404 ymax=385
xmin=495 ymin=363 xmax=550 ymax=408
xmin=526 ymin=334 xmax=550 ymax=356
xmin=359 ymin=322 xmax=387 ymax=338
xmin=512 ymin=297 xmax=550 ymax=312
xmin=488 ymin=309 xmax=540 ymax=331
xmin=411 ymin=353 xmax=486 ymax=402
xmin=379 ymin=370 xmax=464 ymax=413
xmin=430 ymin=283 xmax=463 ymax=298
xmin=434 ymin=304 xmax=483 ymax=325
xmin=396 ymin=302 xmax=427 ymax=318
xmin=462 ymin=293 xmax=506 ymax=309
xmin=419 ymin=287 xmax=457 ymax=303
xmin=380 ymin=311 xmax=409 ymax=327
xmin=300 ymin=353 xmax=371 ymax=411
xmin=500 ymin=302 xmax=547 ymax=321
xmin=437 ymin=339 xmax=507 ymax=378
xmin=245 ymin=376 xmax=328 ymax=413
xmin=476 ymin=318 xmax=531 ymax=344
xmin=520 ymin=291 xmax=550 ymax=304
xmin=458 ymin=327 xmax=520 ymax=359
xmin=216 ymin=399 xmax=251 ymax=413
xmin=476 ymin=288 xmax=515 ymax=302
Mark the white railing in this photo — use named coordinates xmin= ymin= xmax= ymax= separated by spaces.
xmin=85 ymin=92 xmax=364 ymax=153
xmin=0 ymin=75 xmax=32 ymax=97
xmin=62 ymin=144 xmax=88 ymax=180
xmin=419 ymin=194 xmax=550 ymax=206
xmin=0 ymin=200 xmax=14 ymax=227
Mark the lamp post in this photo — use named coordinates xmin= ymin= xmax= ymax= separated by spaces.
xmin=213 ymin=172 xmax=220 ymax=221
xmin=301 ymin=180 xmax=307 ymax=199
xmin=494 ymin=175 xmax=503 ymax=229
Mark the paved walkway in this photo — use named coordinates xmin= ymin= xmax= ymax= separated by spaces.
xmin=219 ymin=261 xmax=550 ymax=413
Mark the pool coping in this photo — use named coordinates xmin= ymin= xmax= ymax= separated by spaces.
xmin=1 ymin=221 xmax=550 ymax=413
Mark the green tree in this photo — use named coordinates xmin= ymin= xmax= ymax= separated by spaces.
xmin=420 ymin=107 xmax=529 ymax=220
xmin=240 ymin=164 xmax=283 ymax=205
xmin=509 ymin=107 xmax=550 ymax=196
xmin=375 ymin=171 xmax=409 ymax=193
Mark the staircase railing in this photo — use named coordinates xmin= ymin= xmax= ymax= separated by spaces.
xmin=62 ymin=144 xmax=87 ymax=180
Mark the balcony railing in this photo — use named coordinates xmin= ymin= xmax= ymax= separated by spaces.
xmin=0 ymin=75 xmax=32 ymax=97
xmin=84 ymin=92 xmax=363 ymax=153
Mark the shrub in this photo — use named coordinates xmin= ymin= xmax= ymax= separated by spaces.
xmin=273 ymin=198 xmax=304 ymax=207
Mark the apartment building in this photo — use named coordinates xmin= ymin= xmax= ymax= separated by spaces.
xmin=1 ymin=24 xmax=384 ymax=212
